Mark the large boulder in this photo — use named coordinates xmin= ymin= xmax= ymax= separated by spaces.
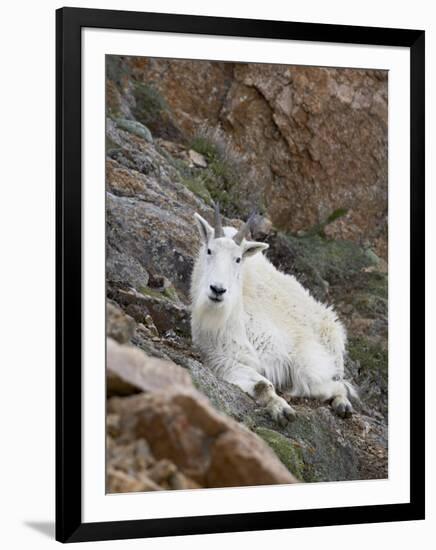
xmin=106 ymin=338 xmax=297 ymax=489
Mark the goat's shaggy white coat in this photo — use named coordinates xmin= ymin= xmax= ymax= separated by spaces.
xmin=190 ymin=215 xmax=356 ymax=425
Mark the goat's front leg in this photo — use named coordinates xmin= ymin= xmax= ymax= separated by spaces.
xmin=224 ymin=363 xmax=297 ymax=426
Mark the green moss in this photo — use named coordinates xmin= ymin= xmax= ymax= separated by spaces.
xmin=139 ymin=285 xmax=180 ymax=303
xmin=282 ymin=233 xmax=378 ymax=285
xmin=348 ymin=337 xmax=388 ymax=378
xmin=364 ymin=248 xmax=381 ymax=265
xmin=348 ymin=336 xmax=388 ymax=418
xmin=162 ymin=285 xmax=181 ymax=303
xmin=255 ymin=427 xmax=309 ymax=481
xmin=364 ymin=271 xmax=388 ymax=298
xmin=115 ymin=118 xmax=153 ymax=143
xmin=139 ymin=286 xmax=164 ymax=300
xmin=346 ymin=270 xmax=387 ymax=318
xmin=353 ymin=291 xmax=387 ymax=318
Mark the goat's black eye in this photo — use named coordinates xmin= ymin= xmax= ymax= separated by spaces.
xmin=236 ymin=257 xmax=241 ymax=263
xmin=207 ymin=248 xmax=212 ymax=255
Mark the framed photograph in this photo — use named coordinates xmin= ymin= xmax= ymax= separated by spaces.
xmin=56 ymin=7 xmax=425 ymax=543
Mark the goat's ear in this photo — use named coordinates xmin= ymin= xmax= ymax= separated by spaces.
xmin=242 ymin=241 xmax=269 ymax=258
xmin=194 ymin=213 xmax=214 ymax=243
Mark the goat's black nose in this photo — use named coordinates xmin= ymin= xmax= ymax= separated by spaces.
xmin=210 ymin=285 xmax=227 ymax=295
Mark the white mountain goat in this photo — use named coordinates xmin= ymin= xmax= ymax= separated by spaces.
xmin=190 ymin=205 xmax=357 ymax=426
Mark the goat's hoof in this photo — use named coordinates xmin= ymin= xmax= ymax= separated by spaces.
xmin=268 ymin=399 xmax=297 ymax=427
xmin=331 ymin=396 xmax=353 ymax=418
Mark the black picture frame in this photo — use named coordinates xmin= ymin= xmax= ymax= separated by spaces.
xmin=56 ymin=6 xmax=425 ymax=543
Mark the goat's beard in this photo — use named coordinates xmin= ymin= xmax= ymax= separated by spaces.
xmin=203 ymin=291 xmax=228 ymax=310
xmin=192 ymin=292 xmax=234 ymax=331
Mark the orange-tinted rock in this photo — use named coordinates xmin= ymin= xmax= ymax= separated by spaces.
xmin=107 ymin=337 xmax=192 ymax=395
xmin=116 ymin=59 xmax=387 ymax=257
xmin=107 ymin=467 xmax=162 ymax=493
xmin=120 ymin=386 xmax=297 ymax=487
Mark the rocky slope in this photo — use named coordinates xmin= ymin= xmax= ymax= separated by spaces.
xmin=105 ymin=57 xmax=388 ymax=492
xmin=107 ymin=56 xmax=388 ymax=257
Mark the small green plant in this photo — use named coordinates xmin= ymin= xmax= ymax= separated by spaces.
xmin=188 ymin=126 xmax=249 ymax=217
xmin=326 ymin=207 xmax=348 ymax=225
xmin=181 ymin=175 xmax=213 ymax=205
xmin=190 ymin=135 xmax=219 ymax=161
xmin=304 ymin=207 xmax=349 ymax=238
xmin=132 ymin=82 xmax=167 ymax=127
xmin=131 ymin=81 xmax=182 ymax=140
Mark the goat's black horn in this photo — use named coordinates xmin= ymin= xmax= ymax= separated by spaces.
xmin=233 ymin=210 xmax=257 ymax=245
xmin=213 ymin=201 xmax=225 ymax=238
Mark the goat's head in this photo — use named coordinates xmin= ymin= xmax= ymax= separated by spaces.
xmin=192 ymin=204 xmax=269 ymax=315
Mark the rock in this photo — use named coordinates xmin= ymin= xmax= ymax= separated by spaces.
xmin=347 ymin=337 xmax=388 ymax=418
xmin=147 ymin=459 xmax=178 ymax=484
xmin=109 ymin=343 xmax=297 ymax=487
xmin=107 ymin=245 xmax=150 ymax=291
xmin=136 ymin=320 xmax=159 ymax=339
xmin=131 ymin=388 xmax=296 ymax=486
xmin=105 ymin=120 xmax=241 ymax=300
xmin=108 ymin=286 xmax=190 ymax=338
xmin=156 ymin=138 xmax=187 ymax=157
xmin=107 ymin=437 xmax=154 ymax=471
xmin=107 ymin=301 xmax=136 ymax=344
xmin=107 ymin=467 xmax=162 ymax=493
xmin=107 ymin=279 xmax=388 ymax=482
xmin=115 ymin=118 xmax=153 ymax=143
xmin=206 ymin=429 xmax=296 ymax=488
xmin=255 ymin=427 xmax=307 ymax=480
xmin=142 ymin=295 xmax=190 ymax=337
xmin=168 ymin=471 xmax=201 ymax=490
xmin=104 ymin=56 xmax=389 ymax=486
xmin=250 ymin=214 xmax=273 ymax=239
xmin=284 ymin=405 xmax=360 ymax=481
xmin=107 ymin=337 xmax=192 ymax=396
xmin=107 ymin=370 xmax=140 ymax=398
xmin=109 ymin=58 xmax=388 ymax=257
xmin=188 ymin=149 xmax=208 ymax=168
xmin=106 ymin=413 xmax=121 ymax=438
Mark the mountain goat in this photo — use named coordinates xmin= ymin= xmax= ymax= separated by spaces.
xmin=190 ymin=205 xmax=357 ymax=426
